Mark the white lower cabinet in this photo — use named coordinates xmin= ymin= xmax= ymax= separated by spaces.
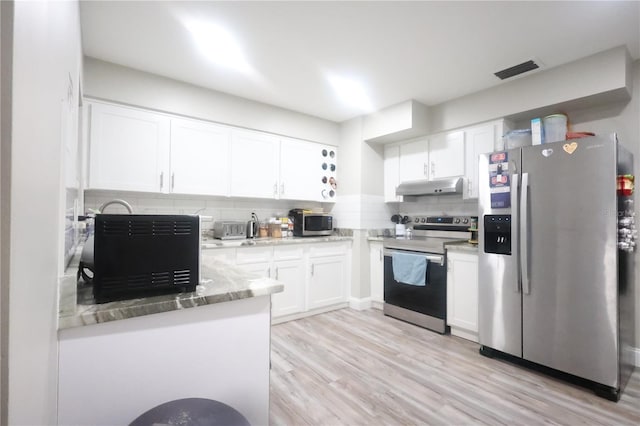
xmin=307 ymin=243 xmax=349 ymax=310
xmin=369 ymin=241 xmax=384 ymax=306
xmin=446 ymin=250 xmax=479 ymax=342
xmin=202 ymin=241 xmax=350 ymax=321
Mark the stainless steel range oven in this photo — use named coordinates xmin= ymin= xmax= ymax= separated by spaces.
xmin=383 ymin=215 xmax=473 ymax=334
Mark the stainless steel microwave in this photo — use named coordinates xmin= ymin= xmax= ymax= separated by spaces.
xmin=289 ymin=210 xmax=333 ymax=237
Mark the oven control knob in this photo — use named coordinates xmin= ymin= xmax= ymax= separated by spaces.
xmin=454 ymin=218 xmax=460 ymax=224
xmin=421 ymin=218 xmax=427 ymax=223
xmin=414 ymin=218 xmax=420 ymax=223
xmin=462 ymin=218 xmax=469 ymax=224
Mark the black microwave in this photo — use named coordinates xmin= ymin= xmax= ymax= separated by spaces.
xmin=92 ymin=214 xmax=200 ymax=303
xmin=289 ymin=209 xmax=333 ymax=237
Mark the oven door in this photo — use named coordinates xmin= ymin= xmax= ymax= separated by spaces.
xmin=383 ymin=248 xmax=448 ymax=333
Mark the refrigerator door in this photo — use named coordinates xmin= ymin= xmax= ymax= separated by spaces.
xmin=478 ymin=149 xmax=522 ymax=357
xmin=521 ymin=137 xmax=619 ymax=387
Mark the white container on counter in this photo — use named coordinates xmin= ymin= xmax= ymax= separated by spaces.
xmin=543 ymin=114 xmax=568 ymax=143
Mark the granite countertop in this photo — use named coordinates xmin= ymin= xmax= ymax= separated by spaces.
xmin=201 ymin=234 xmax=352 ymax=249
xmin=445 ymin=241 xmax=479 ymax=252
xmin=58 ymin=244 xmax=284 ymax=330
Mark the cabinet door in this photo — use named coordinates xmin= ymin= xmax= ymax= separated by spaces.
xmin=170 ymin=118 xmax=231 ymax=196
xmin=464 ymin=124 xmax=495 ymax=199
xmin=399 ymin=138 xmax=429 ymax=183
xmin=383 ymin=145 xmax=403 ymax=202
xmin=279 ymin=138 xmax=327 ymax=202
xmin=308 ymin=256 xmax=346 ymax=309
xmin=271 ymin=259 xmax=306 ymax=317
xmin=230 ymin=130 xmax=280 ymax=199
xmin=88 ymin=102 xmax=170 ymax=192
xmin=369 ymin=242 xmax=384 ymax=303
xmin=447 ymin=251 xmax=479 ymax=340
xmin=428 ymin=131 xmax=465 ymax=179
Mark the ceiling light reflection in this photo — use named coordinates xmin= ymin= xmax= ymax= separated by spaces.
xmin=185 ymin=20 xmax=253 ymax=74
xmin=327 ymin=74 xmax=373 ymax=112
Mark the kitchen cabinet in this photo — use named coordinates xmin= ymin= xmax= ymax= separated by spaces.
xmin=446 ymin=250 xmax=479 ymax=342
xmin=308 ymin=243 xmax=348 ymax=310
xmin=383 ymin=145 xmax=403 ymax=202
xmin=202 ymin=241 xmax=350 ymax=320
xmin=279 ymin=138 xmax=337 ymax=202
xmin=271 ymin=246 xmax=306 ymax=317
xmin=225 ymin=245 xmax=307 ymax=318
xmin=428 ymin=131 xmax=465 ymax=179
xmin=230 ymin=129 xmax=280 ymax=199
xmin=170 ymin=118 xmax=231 ymax=196
xmin=369 ymin=240 xmax=384 ymax=307
xmin=88 ymin=102 xmax=170 ymax=192
xmin=463 ymin=120 xmax=510 ymax=199
xmin=398 ymin=137 xmax=429 ymax=182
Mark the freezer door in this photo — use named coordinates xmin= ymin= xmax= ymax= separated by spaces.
xmin=478 ymin=149 xmax=522 ymax=357
xmin=521 ymin=137 xmax=619 ymax=387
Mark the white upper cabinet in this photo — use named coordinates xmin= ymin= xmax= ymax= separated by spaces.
xmin=428 ymin=131 xmax=465 ymax=179
xmin=383 ymin=145 xmax=403 ymax=202
xmin=88 ymin=102 xmax=170 ymax=192
xmin=279 ymin=138 xmax=337 ymax=202
xmin=464 ymin=123 xmax=496 ymax=199
xmin=170 ymin=118 xmax=231 ymax=196
xmin=399 ymin=137 xmax=429 ymax=182
xmin=230 ymin=129 xmax=280 ymax=199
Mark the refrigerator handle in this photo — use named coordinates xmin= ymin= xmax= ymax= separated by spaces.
xmin=521 ymin=172 xmax=530 ymax=295
xmin=511 ymin=173 xmax=520 ymax=293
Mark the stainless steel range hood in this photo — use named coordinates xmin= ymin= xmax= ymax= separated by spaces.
xmin=396 ymin=177 xmax=463 ymax=196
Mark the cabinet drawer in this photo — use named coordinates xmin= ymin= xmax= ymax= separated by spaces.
xmin=273 ymin=246 xmax=304 ymax=261
xmin=236 ymin=246 xmax=273 ymax=264
xmin=309 ymin=242 xmax=349 ymax=258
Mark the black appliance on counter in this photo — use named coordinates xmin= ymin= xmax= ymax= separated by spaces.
xmin=288 ymin=209 xmax=333 ymax=237
xmin=91 ymin=214 xmax=200 ymax=303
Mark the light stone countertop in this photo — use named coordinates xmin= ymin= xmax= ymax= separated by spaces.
xmin=201 ymin=234 xmax=352 ymax=249
xmin=445 ymin=241 xmax=479 ymax=252
xmin=58 ymin=243 xmax=284 ymax=330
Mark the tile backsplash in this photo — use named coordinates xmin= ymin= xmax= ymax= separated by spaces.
xmin=84 ymin=190 xmax=329 ymax=232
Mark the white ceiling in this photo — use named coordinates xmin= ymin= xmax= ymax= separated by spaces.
xmin=80 ymin=1 xmax=640 ymax=123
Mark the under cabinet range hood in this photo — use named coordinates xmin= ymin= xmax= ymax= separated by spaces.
xmin=395 ymin=177 xmax=463 ymax=196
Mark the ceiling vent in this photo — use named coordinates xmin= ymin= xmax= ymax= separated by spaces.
xmin=494 ymin=60 xmax=539 ymax=80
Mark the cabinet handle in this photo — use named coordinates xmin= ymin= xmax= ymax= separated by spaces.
xmin=160 ymin=172 xmax=164 ymax=190
xmin=379 ymin=248 xmax=382 ymax=261
xmin=311 ymin=264 xmax=314 ymax=276
xmin=280 ymin=183 xmax=285 ymax=195
xmin=423 ymin=163 xmax=428 ymax=177
xmin=431 ymin=161 xmax=435 ymax=177
xmin=273 ymin=183 xmax=277 ymax=196
xmin=275 ymin=267 xmax=279 ymax=280
xmin=171 ymin=172 xmax=175 ymax=190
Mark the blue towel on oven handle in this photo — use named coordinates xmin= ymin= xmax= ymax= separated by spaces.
xmin=392 ymin=252 xmax=427 ymax=286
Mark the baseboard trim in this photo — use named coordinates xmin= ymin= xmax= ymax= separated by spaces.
xmin=349 ymin=297 xmax=372 ymax=311
xmin=271 ymin=303 xmax=348 ymax=325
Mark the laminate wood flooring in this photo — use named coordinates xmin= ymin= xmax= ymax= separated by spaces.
xmin=269 ymin=308 xmax=640 ymax=425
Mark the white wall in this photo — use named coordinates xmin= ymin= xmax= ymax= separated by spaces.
xmin=0 ymin=2 xmax=8 ymax=422
xmin=7 ymin=1 xmax=82 ymax=424
xmin=83 ymin=57 xmax=340 ymax=146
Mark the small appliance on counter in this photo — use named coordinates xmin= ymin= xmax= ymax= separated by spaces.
xmin=89 ymin=214 xmax=200 ymax=304
xmin=246 ymin=212 xmax=259 ymax=239
xmin=213 ymin=221 xmax=246 ymax=240
xmin=289 ymin=209 xmax=333 ymax=237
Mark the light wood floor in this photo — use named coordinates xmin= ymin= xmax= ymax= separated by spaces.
xmin=270 ymin=308 xmax=640 ymax=425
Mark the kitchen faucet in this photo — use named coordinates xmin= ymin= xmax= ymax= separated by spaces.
xmin=98 ymin=199 xmax=133 ymax=214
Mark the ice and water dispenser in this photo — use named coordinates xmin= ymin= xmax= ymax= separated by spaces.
xmin=484 ymin=215 xmax=511 ymax=255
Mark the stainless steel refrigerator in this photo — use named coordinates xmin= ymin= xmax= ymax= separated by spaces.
xmin=478 ymin=135 xmax=636 ymax=401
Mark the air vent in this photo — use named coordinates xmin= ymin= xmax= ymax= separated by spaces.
xmin=152 ymin=272 xmax=170 ymax=286
xmin=173 ymin=269 xmax=192 ymax=286
xmin=102 ymin=220 xmax=129 ymax=236
xmin=494 ymin=60 xmax=539 ymax=80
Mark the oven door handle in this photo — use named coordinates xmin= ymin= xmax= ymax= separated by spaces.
xmin=383 ymin=249 xmax=444 ymax=266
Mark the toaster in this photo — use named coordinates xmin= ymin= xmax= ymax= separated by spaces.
xmin=213 ymin=221 xmax=247 ymax=239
